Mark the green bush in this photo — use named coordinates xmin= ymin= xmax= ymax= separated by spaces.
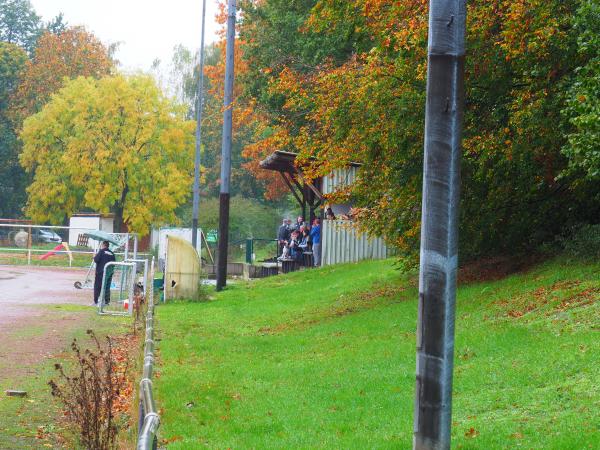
xmin=178 ymin=196 xmax=282 ymax=242
xmin=559 ymin=223 xmax=600 ymax=259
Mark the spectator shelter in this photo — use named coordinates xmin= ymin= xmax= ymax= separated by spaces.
xmin=259 ymin=150 xmax=338 ymax=222
xmin=260 ymin=151 xmax=389 ymax=266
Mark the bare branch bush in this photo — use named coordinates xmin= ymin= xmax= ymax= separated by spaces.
xmin=49 ymin=330 xmax=129 ymax=450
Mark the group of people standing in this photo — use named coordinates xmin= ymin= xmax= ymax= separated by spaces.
xmin=277 ymin=216 xmax=321 ymax=267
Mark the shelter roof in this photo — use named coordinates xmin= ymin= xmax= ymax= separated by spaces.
xmin=259 ymin=151 xmax=361 ymax=173
xmin=259 ymin=151 xmax=299 ymax=173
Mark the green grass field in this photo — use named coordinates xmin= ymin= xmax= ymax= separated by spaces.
xmin=154 ymin=257 xmax=600 ymax=449
xmin=0 ymin=245 xmax=94 ymax=267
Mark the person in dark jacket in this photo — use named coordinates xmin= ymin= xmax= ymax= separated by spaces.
xmin=288 ymin=230 xmax=303 ymax=261
xmin=93 ymin=240 xmax=116 ymax=305
xmin=277 ymin=218 xmax=291 ymax=256
xmin=293 ymin=216 xmax=305 ymax=232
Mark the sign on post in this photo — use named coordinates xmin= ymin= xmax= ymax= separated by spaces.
xmin=206 ymin=229 xmax=218 ymax=243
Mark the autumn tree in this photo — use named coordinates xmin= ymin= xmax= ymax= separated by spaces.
xmin=10 ymin=26 xmax=113 ymax=123
xmin=236 ymin=0 xmax=600 ymax=260
xmin=168 ymin=29 xmax=274 ymax=201
xmin=20 ymin=75 xmax=196 ymax=234
xmin=237 ymin=0 xmax=361 ymax=199
xmin=0 ymin=26 xmax=113 ymax=218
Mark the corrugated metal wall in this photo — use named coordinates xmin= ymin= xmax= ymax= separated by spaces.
xmin=321 ymin=219 xmax=388 ymax=266
xmin=322 ymin=167 xmax=358 ymax=195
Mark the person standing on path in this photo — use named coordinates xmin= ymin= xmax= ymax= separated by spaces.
xmin=309 ymin=218 xmax=321 ymax=267
xmin=93 ymin=240 xmax=116 ymax=305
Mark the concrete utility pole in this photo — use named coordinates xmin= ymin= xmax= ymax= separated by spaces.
xmin=216 ymin=0 xmax=236 ymax=291
xmin=192 ymin=0 xmax=208 ymax=249
xmin=414 ymin=1 xmax=466 ymax=449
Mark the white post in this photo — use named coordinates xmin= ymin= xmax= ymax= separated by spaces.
xmin=27 ymin=225 xmax=32 ymax=265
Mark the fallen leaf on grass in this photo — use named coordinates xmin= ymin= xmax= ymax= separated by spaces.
xmin=161 ymin=435 xmax=183 ymax=444
xmin=465 ymin=427 xmax=479 ymax=438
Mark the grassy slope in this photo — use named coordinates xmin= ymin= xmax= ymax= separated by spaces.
xmin=155 ymin=257 xmax=600 ymax=449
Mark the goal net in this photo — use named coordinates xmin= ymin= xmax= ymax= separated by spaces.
xmin=98 ymin=259 xmax=148 ymax=316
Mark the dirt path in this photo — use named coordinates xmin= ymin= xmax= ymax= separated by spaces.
xmin=0 ymin=265 xmax=134 ymax=449
xmin=0 ymin=265 xmax=92 ymax=380
xmin=0 ymin=265 xmax=90 ymax=304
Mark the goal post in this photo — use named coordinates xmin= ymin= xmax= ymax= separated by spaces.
xmin=98 ymin=259 xmax=148 ymax=316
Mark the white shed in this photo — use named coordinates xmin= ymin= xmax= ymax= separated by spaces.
xmin=68 ymin=213 xmax=114 ymax=247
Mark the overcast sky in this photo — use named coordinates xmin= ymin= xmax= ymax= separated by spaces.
xmin=30 ymin=0 xmax=220 ymax=72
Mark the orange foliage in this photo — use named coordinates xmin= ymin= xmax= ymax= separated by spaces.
xmin=204 ymin=2 xmax=287 ymax=198
xmin=10 ymin=26 xmax=113 ymax=124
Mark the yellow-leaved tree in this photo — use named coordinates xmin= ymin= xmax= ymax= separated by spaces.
xmin=20 ymin=75 xmax=195 ymax=234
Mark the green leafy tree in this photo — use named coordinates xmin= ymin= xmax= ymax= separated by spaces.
xmin=1 ymin=26 xmax=113 ymax=218
xmin=0 ymin=0 xmax=40 ymax=53
xmin=20 ymin=75 xmax=196 ymax=234
xmin=179 ymin=195 xmax=281 ymax=241
xmin=562 ymin=0 xmax=600 ymax=180
xmin=43 ymin=12 xmax=67 ymax=36
xmin=0 ymin=41 xmax=27 ymax=217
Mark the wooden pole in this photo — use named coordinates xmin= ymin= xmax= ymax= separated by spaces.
xmin=216 ymin=0 xmax=236 ymax=291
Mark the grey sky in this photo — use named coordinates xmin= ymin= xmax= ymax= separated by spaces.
xmin=30 ymin=0 xmax=220 ymax=72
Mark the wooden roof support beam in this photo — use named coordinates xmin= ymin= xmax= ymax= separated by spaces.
xmin=279 ymin=171 xmax=304 ymax=209
xmin=296 ymin=170 xmax=324 ymax=201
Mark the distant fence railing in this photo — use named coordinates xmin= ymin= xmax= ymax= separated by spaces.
xmin=321 ymin=219 xmax=388 ymax=266
xmin=137 ymin=257 xmax=160 ymax=450
xmin=228 ymin=237 xmax=278 ymax=264
xmin=0 ymin=223 xmax=141 ymax=267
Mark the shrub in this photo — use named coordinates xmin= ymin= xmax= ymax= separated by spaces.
xmin=48 ymin=330 xmax=129 ymax=450
xmin=560 ymin=223 xmax=600 ymax=259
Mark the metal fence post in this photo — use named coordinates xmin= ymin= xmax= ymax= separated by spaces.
xmin=27 ymin=225 xmax=32 ymax=265
xmin=125 ymin=233 xmax=130 ymax=260
xmin=137 ymin=257 xmax=160 ymax=450
xmin=245 ymin=239 xmax=253 ymax=264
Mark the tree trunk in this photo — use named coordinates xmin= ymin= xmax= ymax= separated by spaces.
xmin=114 ymin=205 xmax=124 ymax=233
xmin=113 ymin=176 xmax=129 ymax=233
xmin=414 ymin=1 xmax=466 ymax=449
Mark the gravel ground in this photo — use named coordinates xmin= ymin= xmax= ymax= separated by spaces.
xmin=0 ymin=265 xmax=94 ymax=379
